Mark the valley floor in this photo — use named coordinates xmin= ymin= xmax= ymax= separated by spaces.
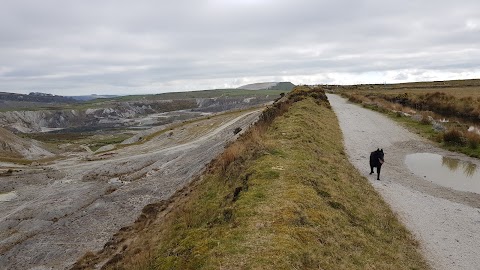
xmin=328 ymin=94 xmax=480 ymax=270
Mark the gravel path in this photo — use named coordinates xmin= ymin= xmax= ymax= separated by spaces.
xmin=327 ymin=94 xmax=480 ymax=270
xmin=0 ymin=109 xmax=261 ymax=270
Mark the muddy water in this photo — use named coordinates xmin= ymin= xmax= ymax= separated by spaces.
xmin=405 ymin=153 xmax=480 ymax=194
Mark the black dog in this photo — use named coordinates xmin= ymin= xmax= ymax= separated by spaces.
xmin=369 ymin=148 xmax=385 ymax=180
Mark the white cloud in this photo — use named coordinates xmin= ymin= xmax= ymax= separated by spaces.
xmin=466 ymin=19 xmax=479 ymax=30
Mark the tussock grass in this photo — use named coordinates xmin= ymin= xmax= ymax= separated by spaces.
xmin=465 ymin=131 xmax=480 ymax=149
xmin=443 ymin=128 xmax=466 ymax=146
xmin=74 ymin=86 xmax=428 ymax=270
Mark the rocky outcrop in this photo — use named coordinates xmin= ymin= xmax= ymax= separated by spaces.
xmin=0 ymin=95 xmax=280 ymax=133
xmin=0 ymin=100 xmax=196 ymax=133
xmin=0 ymin=110 xmax=83 ymax=133
xmin=0 ymin=127 xmax=53 ymax=159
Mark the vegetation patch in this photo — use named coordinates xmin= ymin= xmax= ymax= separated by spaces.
xmin=73 ymin=86 xmax=428 ymax=270
xmin=339 ymin=84 xmax=480 ymax=158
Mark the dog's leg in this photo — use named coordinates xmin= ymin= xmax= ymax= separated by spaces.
xmin=377 ymin=166 xmax=381 ymax=180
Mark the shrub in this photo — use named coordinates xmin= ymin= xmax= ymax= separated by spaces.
xmin=433 ymin=133 xmax=444 ymax=143
xmin=443 ymin=128 xmax=466 ymax=146
xmin=219 ymin=142 xmax=246 ymax=172
xmin=420 ymin=115 xmax=431 ymax=125
xmin=420 ymin=112 xmax=435 ymax=125
xmin=465 ymin=132 xmax=480 ymax=149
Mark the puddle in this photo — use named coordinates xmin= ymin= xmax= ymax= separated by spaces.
xmin=405 ymin=153 xmax=480 ymax=194
xmin=0 ymin=191 xmax=18 ymax=202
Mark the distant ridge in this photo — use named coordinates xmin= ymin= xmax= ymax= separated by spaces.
xmin=237 ymin=82 xmax=295 ymax=91
xmin=0 ymin=92 xmax=76 ymax=103
xmin=69 ymin=94 xmax=119 ymax=101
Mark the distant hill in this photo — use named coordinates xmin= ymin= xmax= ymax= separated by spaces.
xmin=69 ymin=94 xmax=120 ymax=101
xmin=237 ymin=82 xmax=295 ymax=91
xmin=0 ymin=92 xmax=77 ymax=103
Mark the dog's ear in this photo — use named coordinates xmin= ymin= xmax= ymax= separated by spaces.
xmin=380 ymin=149 xmax=383 ymax=152
xmin=377 ymin=148 xmax=380 ymax=151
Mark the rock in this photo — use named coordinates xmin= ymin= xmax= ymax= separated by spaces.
xmin=412 ymin=114 xmax=422 ymax=122
xmin=433 ymin=122 xmax=446 ymax=132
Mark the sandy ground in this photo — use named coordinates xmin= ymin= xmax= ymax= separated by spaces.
xmin=0 ymin=109 xmax=261 ymax=270
xmin=328 ymin=94 xmax=480 ymax=270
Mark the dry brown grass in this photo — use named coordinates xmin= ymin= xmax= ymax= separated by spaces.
xmin=338 ymin=79 xmax=480 ymax=123
xmin=443 ymin=128 xmax=466 ymax=146
xmin=466 ymin=131 xmax=480 ymax=149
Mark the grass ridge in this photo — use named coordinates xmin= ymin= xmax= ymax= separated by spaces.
xmin=73 ymin=86 xmax=428 ymax=270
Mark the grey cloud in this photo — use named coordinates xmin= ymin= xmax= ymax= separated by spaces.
xmin=1 ymin=0 xmax=479 ymax=95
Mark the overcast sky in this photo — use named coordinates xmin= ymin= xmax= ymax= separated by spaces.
xmin=1 ymin=0 xmax=479 ymax=95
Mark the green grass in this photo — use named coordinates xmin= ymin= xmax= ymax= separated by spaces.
xmin=0 ymin=155 xmax=60 ymax=165
xmin=18 ymin=131 xmax=134 ymax=155
xmin=0 ymin=157 xmax=33 ymax=165
xmin=384 ymin=110 xmax=439 ymax=139
xmin=87 ymin=134 xmax=133 ymax=152
xmin=78 ymin=87 xmax=428 ymax=270
xmin=110 ymin=89 xmax=286 ymax=101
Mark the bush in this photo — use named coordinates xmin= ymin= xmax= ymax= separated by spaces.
xmin=443 ymin=128 xmax=467 ymax=146
xmin=465 ymin=132 xmax=480 ymax=149
xmin=420 ymin=113 xmax=431 ymax=125
xmin=433 ymin=133 xmax=444 ymax=143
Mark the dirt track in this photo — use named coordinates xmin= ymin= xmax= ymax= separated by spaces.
xmin=328 ymin=94 xmax=480 ymax=270
xmin=0 ymin=109 xmax=261 ymax=270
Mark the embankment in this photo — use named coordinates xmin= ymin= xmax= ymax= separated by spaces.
xmin=74 ymin=86 xmax=428 ymax=270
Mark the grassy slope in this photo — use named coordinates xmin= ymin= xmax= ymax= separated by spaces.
xmin=109 ymin=89 xmax=286 ymax=102
xmin=337 ymin=79 xmax=480 ymax=97
xmin=75 ymin=88 xmax=428 ymax=270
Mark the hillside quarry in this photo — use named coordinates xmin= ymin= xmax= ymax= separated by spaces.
xmin=0 ymin=96 xmax=273 ymax=133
